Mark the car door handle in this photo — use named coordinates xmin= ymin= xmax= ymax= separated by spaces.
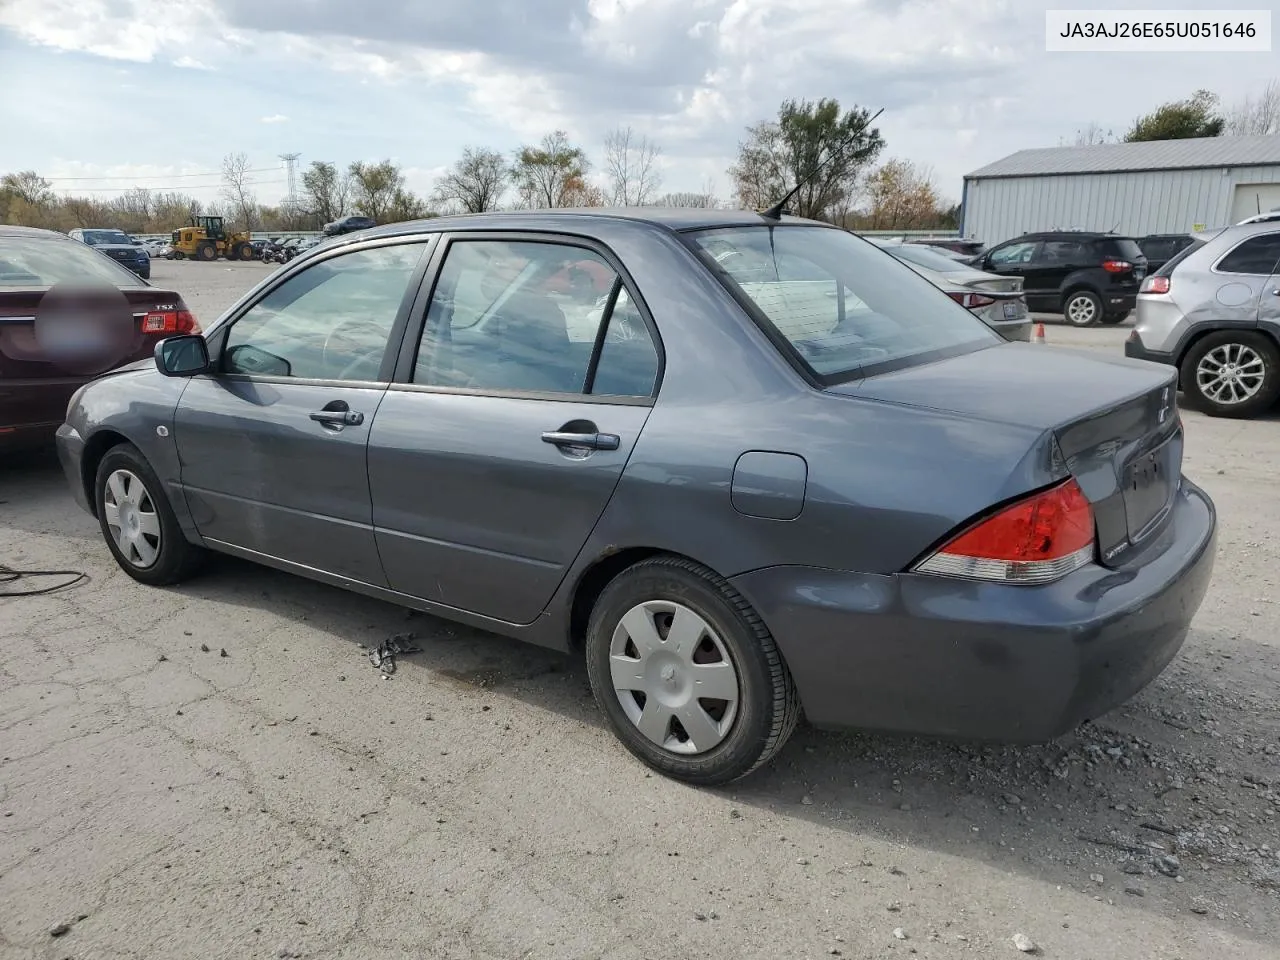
xmin=541 ymin=430 xmax=620 ymax=451
xmin=310 ymin=409 xmax=364 ymax=426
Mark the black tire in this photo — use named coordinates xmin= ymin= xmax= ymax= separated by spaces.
xmin=236 ymin=242 xmax=255 ymax=261
xmin=1100 ymin=310 xmax=1128 ymax=325
xmin=1063 ymin=289 xmax=1103 ymax=327
xmin=94 ymin=442 xmax=206 ymax=585
xmin=195 ymin=242 xmax=217 ymax=262
xmin=584 ymin=556 xmax=800 ymax=786
xmin=172 ymin=251 xmax=185 ymax=260
xmin=1180 ymin=330 xmax=1280 ymax=419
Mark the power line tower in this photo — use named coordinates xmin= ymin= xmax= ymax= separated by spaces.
xmin=279 ymin=153 xmax=301 ymax=210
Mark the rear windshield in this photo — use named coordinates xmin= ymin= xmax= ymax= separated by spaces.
xmin=886 ymin=243 xmax=971 ymax=273
xmin=688 ymin=226 xmax=997 ymax=383
xmin=0 ymin=235 xmax=145 ymax=287
xmin=1105 ymin=238 xmax=1145 ymax=261
xmin=1155 ymin=239 xmax=1206 ymax=277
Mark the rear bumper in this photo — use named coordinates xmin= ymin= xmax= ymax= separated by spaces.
xmin=1105 ymin=291 xmax=1138 ymax=313
xmin=731 ymin=477 xmax=1216 ymax=742
xmin=1124 ymin=333 xmax=1175 ymax=366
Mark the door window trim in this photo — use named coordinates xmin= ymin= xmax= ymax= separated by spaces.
xmin=200 ymin=234 xmax=437 ymax=389
xmin=387 ymin=230 xmax=665 ymax=407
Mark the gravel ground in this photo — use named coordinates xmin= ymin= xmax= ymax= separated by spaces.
xmin=2 ymin=260 xmax=1278 ymax=960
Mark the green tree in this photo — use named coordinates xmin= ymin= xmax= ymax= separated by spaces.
xmin=1125 ymin=89 xmax=1225 ymax=141
xmin=729 ymin=98 xmax=884 ymax=220
xmin=301 ymin=161 xmax=350 ymax=223
xmin=510 ymin=131 xmax=589 ymax=208
xmin=348 ymin=159 xmax=407 ymax=222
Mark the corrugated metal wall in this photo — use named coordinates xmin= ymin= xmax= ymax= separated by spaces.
xmin=962 ymin=165 xmax=1280 ymax=245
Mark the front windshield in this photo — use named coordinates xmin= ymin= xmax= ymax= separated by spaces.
xmin=81 ymin=229 xmax=132 ymax=246
xmin=689 ymin=225 xmax=996 ymax=382
xmin=0 ymin=235 xmax=146 ymax=286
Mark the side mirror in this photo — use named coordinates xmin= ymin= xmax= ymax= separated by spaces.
xmin=154 ymin=335 xmax=210 ymax=377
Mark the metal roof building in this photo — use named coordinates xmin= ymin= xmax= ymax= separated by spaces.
xmin=960 ymin=135 xmax=1280 ymax=245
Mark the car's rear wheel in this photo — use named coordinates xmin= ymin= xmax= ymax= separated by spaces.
xmin=1064 ymin=289 xmax=1102 ymax=326
xmin=94 ymin=443 xmax=205 ymax=585
xmin=1181 ymin=331 xmax=1280 ymax=419
xmin=584 ymin=556 xmax=799 ymax=785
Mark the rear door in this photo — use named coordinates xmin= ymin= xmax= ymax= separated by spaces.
xmin=368 ymin=234 xmax=662 ymax=624
xmin=172 ymin=239 xmax=433 ymax=584
xmin=1213 ymin=231 xmax=1280 ymax=325
xmin=1028 ymin=238 xmax=1087 ymax=310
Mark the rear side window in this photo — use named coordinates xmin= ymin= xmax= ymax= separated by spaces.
xmin=1155 ymin=239 xmax=1206 ymax=277
xmin=1216 ymin=233 xmax=1280 ymax=276
xmin=690 ymin=225 xmax=996 ymax=383
xmin=1041 ymin=240 xmax=1087 ymax=263
xmin=0 ymin=235 xmax=143 ymax=287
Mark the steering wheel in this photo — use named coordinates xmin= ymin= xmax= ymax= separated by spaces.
xmin=323 ymin=318 xmax=388 ymax=381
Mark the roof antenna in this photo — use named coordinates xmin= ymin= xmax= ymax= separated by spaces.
xmin=760 ymin=106 xmax=884 ymax=221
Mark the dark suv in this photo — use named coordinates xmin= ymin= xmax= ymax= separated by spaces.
xmin=1137 ymin=234 xmax=1196 ymax=274
xmin=322 ymin=215 xmax=377 ymax=237
xmin=975 ymin=231 xmax=1148 ymax=326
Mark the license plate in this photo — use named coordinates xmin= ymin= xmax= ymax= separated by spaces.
xmin=1123 ymin=434 xmax=1175 ymax=538
xmin=1135 ymin=267 xmax=1146 ymax=280
xmin=1003 ymin=301 xmax=1025 ymax=319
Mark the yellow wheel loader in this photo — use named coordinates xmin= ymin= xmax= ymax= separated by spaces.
xmin=170 ymin=216 xmax=255 ymax=262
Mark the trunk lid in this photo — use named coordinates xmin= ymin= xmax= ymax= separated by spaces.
xmin=832 ymin=343 xmax=1181 ymax=565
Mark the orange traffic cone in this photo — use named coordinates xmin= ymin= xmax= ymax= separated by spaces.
xmin=1032 ymin=322 xmax=1046 ymax=344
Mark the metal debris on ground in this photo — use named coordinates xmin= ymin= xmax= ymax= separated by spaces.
xmin=369 ymin=632 xmax=423 ymax=675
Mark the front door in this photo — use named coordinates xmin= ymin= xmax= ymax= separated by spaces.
xmin=984 ymin=240 xmax=1045 ymax=308
xmin=367 ymin=236 xmax=662 ymax=624
xmin=173 ymin=240 xmax=432 ymax=584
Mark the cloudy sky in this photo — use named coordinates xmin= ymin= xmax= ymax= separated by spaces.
xmin=0 ymin=0 xmax=1276 ymax=209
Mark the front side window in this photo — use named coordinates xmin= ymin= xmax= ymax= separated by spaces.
xmin=222 ymin=242 xmax=427 ymax=381
xmin=988 ymin=241 xmax=1039 ymax=266
xmin=413 ymin=239 xmax=659 ymax=398
xmin=1216 ymin=233 xmax=1280 ymax=276
xmin=690 ymin=226 xmax=996 ymax=382
xmin=0 ymin=235 xmax=144 ymax=287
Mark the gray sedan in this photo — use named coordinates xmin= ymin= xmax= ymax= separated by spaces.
xmin=56 ymin=209 xmax=1217 ymax=785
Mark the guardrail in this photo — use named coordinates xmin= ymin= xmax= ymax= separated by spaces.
xmin=131 ymin=230 xmax=325 ymax=243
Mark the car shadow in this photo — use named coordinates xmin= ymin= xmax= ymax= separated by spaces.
xmin=165 ymin=551 xmax=1280 ymax=947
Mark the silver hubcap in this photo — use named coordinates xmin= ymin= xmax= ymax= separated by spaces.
xmin=103 ymin=469 xmax=161 ymax=568
xmin=1197 ymin=344 xmax=1266 ymax=405
xmin=1066 ymin=295 xmax=1097 ymax=325
xmin=609 ymin=601 xmax=740 ymax=755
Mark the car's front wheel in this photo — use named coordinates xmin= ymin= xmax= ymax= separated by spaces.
xmin=1064 ymin=289 xmax=1103 ymax=326
xmin=94 ymin=443 xmax=206 ymax=585
xmin=584 ymin=556 xmax=800 ymax=785
xmin=1181 ymin=330 xmax=1280 ymax=419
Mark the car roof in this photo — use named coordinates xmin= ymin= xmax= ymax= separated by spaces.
xmin=0 ymin=224 xmax=74 ymax=240
xmin=351 ymin=207 xmax=829 ymax=244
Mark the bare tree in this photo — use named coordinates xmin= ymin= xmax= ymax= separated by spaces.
xmin=348 ymin=160 xmax=407 ymax=222
xmin=510 ymin=131 xmax=589 ymax=208
xmin=862 ymin=158 xmax=944 ymax=230
xmin=432 ymin=147 xmax=508 ymax=213
xmin=1226 ymin=80 xmax=1280 ymax=136
xmin=1 ymin=170 xmax=54 ymax=205
xmin=1068 ymin=121 xmax=1116 ymax=145
xmin=603 ymin=126 xmax=662 ymax=206
xmin=220 ymin=152 xmax=259 ymax=230
xmin=301 ymin=161 xmax=350 ymax=223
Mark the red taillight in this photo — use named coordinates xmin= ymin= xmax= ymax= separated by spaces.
xmin=1101 ymin=259 xmax=1131 ymax=273
xmin=1141 ymin=276 xmax=1171 ymax=295
xmin=947 ymin=291 xmax=996 ymax=309
xmin=142 ymin=309 xmax=200 ymax=334
xmin=915 ymin=478 xmax=1096 ymax=584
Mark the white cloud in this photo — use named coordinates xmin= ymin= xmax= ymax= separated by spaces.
xmin=259 ymin=114 xmax=289 ymax=124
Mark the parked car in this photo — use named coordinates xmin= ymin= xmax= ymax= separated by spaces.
xmin=1137 ymin=234 xmax=1195 ymax=274
xmin=1127 ymin=220 xmax=1280 ymax=418
xmin=904 ymin=236 xmax=987 ymax=260
xmin=976 ymin=231 xmax=1148 ymax=326
xmin=323 ymin=215 xmax=377 ymax=236
xmin=67 ymin=227 xmax=151 ymax=280
xmin=868 ymin=240 xmax=1030 ymax=341
xmin=56 ymin=209 xmax=1215 ymax=785
xmin=1 ymin=225 xmax=198 ymax=451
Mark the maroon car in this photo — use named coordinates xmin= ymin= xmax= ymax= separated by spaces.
xmin=1 ymin=225 xmax=199 ymax=452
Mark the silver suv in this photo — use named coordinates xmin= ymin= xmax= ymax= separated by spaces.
xmin=1127 ymin=220 xmax=1280 ymax=418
